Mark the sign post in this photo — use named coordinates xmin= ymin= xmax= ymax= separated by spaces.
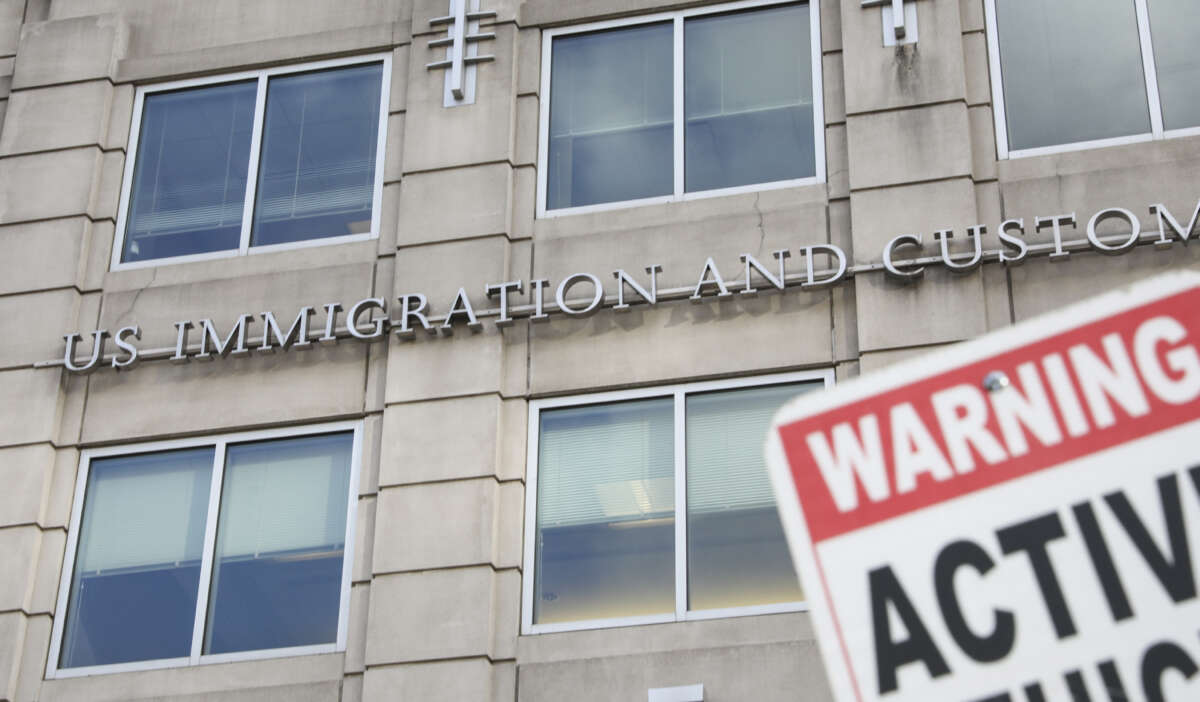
xmin=767 ymin=272 xmax=1200 ymax=702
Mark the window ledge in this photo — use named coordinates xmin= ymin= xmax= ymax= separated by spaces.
xmin=40 ymin=652 xmax=345 ymax=700
xmin=116 ymin=24 xmax=401 ymax=85
xmin=515 ymin=611 xmax=815 ymax=665
xmin=100 ymin=238 xmax=381 ymax=294
xmin=996 ymin=131 xmax=1200 ymax=183
xmin=531 ymin=179 xmax=829 ymax=243
xmin=522 ymin=0 xmax=732 ymax=29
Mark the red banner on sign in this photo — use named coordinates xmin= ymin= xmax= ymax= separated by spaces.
xmin=777 ymin=287 xmax=1200 ymax=543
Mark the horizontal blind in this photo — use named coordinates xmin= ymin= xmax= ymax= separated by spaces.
xmin=538 ymin=397 xmax=674 ymax=527
xmin=133 ymin=179 xmax=372 ymax=235
xmin=686 ymin=382 xmax=820 ymax=514
xmin=549 ymin=23 xmax=673 ymax=139
xmin=255 ymin=181 xmax=375 ymax=221
xmin=77 ymin=448 xmax=214 ymax=573
xmin=1145 ymin=0 xmax=1200 ymax=131
xmin=126 ymin=80 xmax=256 ymax=239
xmin=994 ymin=0 xmax=1149 ymax=151
xmin=216 ymin=432 xmax=353 ymax=558
xmin=130 ymin=202 xmax=247 ymax=237
xmin=251 ymin=63 xmax=381 ymax=232
xmin=684 ymin=4 xmax=812 ymax=120
xmin=547 ymin=22 xmax=674 ymax=210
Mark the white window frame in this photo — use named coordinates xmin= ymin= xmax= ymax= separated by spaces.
xmin=985 ymin=0 xmax=1200 ymax=160
xmin=521 ymin=369 xmax=834 ymax=635
xmin=111 ymin=54 xmax=392 ymax=271
xmin=45 ymin=420 xmax=364 ymax=679
xmin=535 ymin=0 xmax=826 ymax=219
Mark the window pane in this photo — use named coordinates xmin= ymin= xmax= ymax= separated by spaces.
xmin=534 ymin=398 xmax=674 ymax=624
xmin=686 ymin=383 xmax=819 ymax=610
xmin=122 ymin=82 xmax=256 ymax=263
xmin=60 ymin=448 xmax=214 ymax=668
xmin=547 ymin=23 xmax=673 ymax=210
xmin=1148 ymin=0 xmax=1200 ymax=130
xmin=251 ymin=64 xmax=383 ymax=247
xmin=685 ymin=4 xmax=814 ymax=192
xmin=203 ymin=432 xmax=353 ymax=654
xmin=995 ymin=0 xmax=1150 ymax=151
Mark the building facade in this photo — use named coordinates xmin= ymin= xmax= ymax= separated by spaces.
xmin=0 ymin=0 xmax=1197 ymax=700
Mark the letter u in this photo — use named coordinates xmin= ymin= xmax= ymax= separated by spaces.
xmin=935 ymin=226 xmax=984 ymax=273
xmin=63 ymin=330 xmax=109 ymax=374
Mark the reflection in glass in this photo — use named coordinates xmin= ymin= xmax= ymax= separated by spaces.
xmin=122 ymin=82 xmax=256 ymax=262
xmin=251 ymin=64 xmax=383 ymax=246
xmin=685 ymin=5 xmax=814 ymax=192
xmin=203 ymin=433 xmax=353 ymax=654
xmin=60 ymin=448 xmax=214 ymax=668
xmin=995 ymin=0 xmax=1150 ymax=151
xmin=547 ymin=23 xmax=673 ymax=210
xmin=534 ymin=398 xmax=675 ymax=624
xmin=687 ymin=383 xmax=819 ymax=611
xmin=1147 ymin=0 xmax=1200 ymax=131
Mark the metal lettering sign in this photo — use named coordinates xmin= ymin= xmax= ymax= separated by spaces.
xmin=42 ymin=197 xmax=1200 ymax=373
xmin=766 ymin=272 xmax=1200 ymax=702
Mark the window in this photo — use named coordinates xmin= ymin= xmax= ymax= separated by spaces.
xmin=986 ymin=0 xmax=1200 ymax=158
xmin=536 ymin=0 xmax=825 ymax=217
xmin=112 ymin=56 xmax=391 ymax=269
xmin=521 ymin=372 xmax=831 ymax=634
xmin=47 ymin=423 xmax=361 ymax=678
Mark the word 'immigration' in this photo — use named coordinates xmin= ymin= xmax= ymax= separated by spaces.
xmin=52 ymin=197 xmax=1200 ymax=373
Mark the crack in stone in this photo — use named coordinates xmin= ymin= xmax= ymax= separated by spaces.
xmin=753 ymin=191 xmax=766 ymax=253
xmin=116 ymin=266 xmax=157 ymax=327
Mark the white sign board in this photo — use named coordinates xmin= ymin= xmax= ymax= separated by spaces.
xmin=767 ymin=272 xmax=1200 ymax=702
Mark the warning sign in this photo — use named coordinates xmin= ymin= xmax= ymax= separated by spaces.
xmin=766 ymin=273 xmax=1200 ymax=702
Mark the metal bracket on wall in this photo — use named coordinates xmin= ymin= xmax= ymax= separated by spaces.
xmin=426 ymin=0 xmax=497 ymax=107
xmin=862 ymin=0 xmax=919 ymax=46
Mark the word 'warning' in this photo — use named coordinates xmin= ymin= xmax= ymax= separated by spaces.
xmin=767 ymin=273 xmax=1200 ymax=702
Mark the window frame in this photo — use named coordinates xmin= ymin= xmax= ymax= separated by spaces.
xmin=984 ymin=0 xmax=1200 ymax=160
xmin=111 ymin=54 xmax=392 ymax=271
xmin=45 ymin=420 xmax=364 ymax=679
xmin=535 ymin=0 xmax=826 ymax=219
xmin=521 ymin=369 xmax=834 ymax=635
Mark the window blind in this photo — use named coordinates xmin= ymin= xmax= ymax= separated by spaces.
xmin=124 ymin=80 xmax=256 ymax=259
xmin=537 ymin=397 xmax=674 ymax=528
xmin=76 ymin=448 xmax=214 ymax=573
xmin=995 ymin=0 xmax=1150 ymax=151
xmin=1146 ymin=0 xmax=1200 ymax=131
xmin=215 ymin=432 xmax=353 ymax=558
xmin=250 ymin=63 xmax=382 ymax=245
xmin=547 ymin=22 xmax=674 ymax=209
xmin=684 ymin=5 xmax=812 ymax=121
xmin=686 ymin=382 xmax=819 ymax=514
xmin=683 ymin=3 xmax=815 ymax=192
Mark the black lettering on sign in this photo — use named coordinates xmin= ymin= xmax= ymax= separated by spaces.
xmin=1073 ymin=502 xmax=1134 ymax=622
xmin=1023 ymin=682 xmax=1048 ymax=702
xmin=934 ymin=540 xmax=1015 ymax=663
xmin=1097 ymin=659 xmax=1130 ymax=702
xmin=1105 ymin=474 xmax=1196 ymax=603
xmin=869 ymin=565 xmax=951 ymax=694
xmin=1064 ymin=669 xmax=1091 ymax=702
xmin=997 ymin=512 xmax=1076 ymax=639
xmin=1141 ymin=641 xmax=1198 ymax=702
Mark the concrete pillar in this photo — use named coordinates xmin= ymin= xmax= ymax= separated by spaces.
xmin=840 ymin=0 xmax=1008 ymax=372
xmin=0 ymin=13 xmax=132 ymax=700
xmin=362 ymin=2 xmax=526 ymax=699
